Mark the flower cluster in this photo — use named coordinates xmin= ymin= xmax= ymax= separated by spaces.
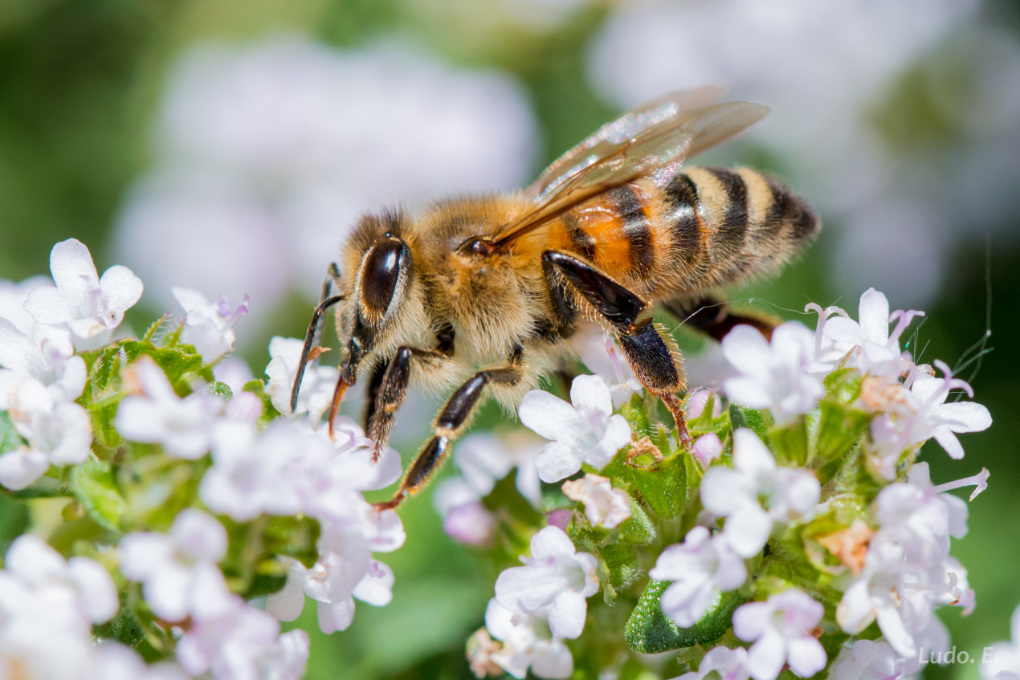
xmin=0 ymin=239 xmax=1002 ymax=680
xmin=0 ymin=240 xmax=403 ymax=678
xmin=455 ymin=288 xmax=993 ymax=680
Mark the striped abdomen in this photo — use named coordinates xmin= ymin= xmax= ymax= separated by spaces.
xmin=542 ymin=166 xmax=820 ymax=298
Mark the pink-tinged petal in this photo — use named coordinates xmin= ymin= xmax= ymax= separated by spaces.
xmin=835 ymin=580 xmax=875 ymax=634
xmin=732 ymin=601 xmax=770 ymax=640
xmin=50 ymin=239 xmax=98 ymax=294
xmin=529 ymin=639 xmax=574 ymax=679
xmin=548 ymin=589 xmax=587 ymax=639
xmin=935 ymin=402 xmax=992 ymax=433
xmin=187 ymin=564 xmax=234 ymax=621
xmin=722 ymin=507 xmax=771 ymax=558
xmin=692 ymin=433 xmax=723 ymax=468
xmin=519 ymin=390 xmax=584 ymax=441
xmin=495 ymin=564 xmax=563 ymax=613
xmin=266 ymin=576 xmax=306 ymax=622
xmin=530 ymin=525 xmax=577 ymax=560
xmin=722 ymin=377 xmax=773 ymax=409
xmin=0 ymin=448 xmax=49 ymax=490
xmin=787 ymin=637 xmax=827 ymax=678
xmin=318 ymin=597 xmax=355 ymax=633
xmin=534 ymin=442 xmax=582 ymax=483
xmin=933 ymin=429 xmax=965 ymax=460
xmin=352 ymin=561 xmax=394 ymax=606
xmin=67 ymin=556 xmax=118 ymax=623
xmin=23 ymin=286 xmax=75 ymax=325
xmin=99 ymin=265 xmax=143 ymax=312
xmin=569 ymin=374 xmax=612 ymax=417
xmin=146 ymin=563 xmax=192 ymax=622
xmin=171 ymin=509 xmax=228 ymax=562
xmin=733 ymin=429 xmax=775 ymax=478
xmin=746 ymin=632 xmax=787 ymax=680
xmin=584 ymin=414 xmax=629 ymax=469
xmin=6 ymin=535 xmax=66 ymax=581
xmin=722 ymin=325 xmax=772 ymax=377
xmin=700 ymin=467 xmax=746 ymax=516
xmin=875 ymin=603 xmax=915 ymax=658
xmin=119 ymin=533 xmax=174 ymax=579
xmin=858 ymin=288 xmax=890 ymax=344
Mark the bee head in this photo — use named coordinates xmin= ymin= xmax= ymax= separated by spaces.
xmin=336 ymin=210 xmax=415 ymax=384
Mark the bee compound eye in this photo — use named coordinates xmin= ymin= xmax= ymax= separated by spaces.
xmin=360 ymin=239 xmax=409 ymax=321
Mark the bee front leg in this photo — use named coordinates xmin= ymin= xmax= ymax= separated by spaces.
xmin=542 ymin=250 xmax=691 ymax=447
xmin=664 ymin=295 xmax=779 ymax=342
xmin=374 ymin=362 xmax=522 ymax=511
xmin=290 ymin=263 xmax=344 ymax=413
xmin=366 ymin=344 xmax=454 ymax=458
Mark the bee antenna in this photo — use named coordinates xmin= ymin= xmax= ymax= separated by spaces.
xmin=289 ymin=267 xmax=344 ymax=413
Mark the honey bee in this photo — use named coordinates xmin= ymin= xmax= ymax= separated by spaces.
xmin=290 ymin=87 xmax=820 ymax=510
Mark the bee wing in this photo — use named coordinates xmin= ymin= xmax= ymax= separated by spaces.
xmin=529 ymin=86 xmax=727 ymax=199
xmin=492 ymin=94 xmax=767 ymax=249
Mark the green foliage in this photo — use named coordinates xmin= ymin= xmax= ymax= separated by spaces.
xmin=625 ymin=579 xmax=746 ymax=654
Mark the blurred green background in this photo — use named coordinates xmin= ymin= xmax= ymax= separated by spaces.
xmin=1 ymin=0 xmax=1018 ymax=678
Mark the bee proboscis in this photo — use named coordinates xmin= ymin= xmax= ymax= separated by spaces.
xmin=290 ymin=86 xmax=820 ymax=510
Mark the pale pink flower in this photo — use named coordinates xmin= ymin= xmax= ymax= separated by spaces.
xmin=561 ymin=474 xmax=631 ymax=529
xmin=733 ymin=589 xmax=827 ymax=680
xmin=172 ymin=286 xmax=248 ymax=362
xmin=484 ymin=599 xmax=574 ymax=680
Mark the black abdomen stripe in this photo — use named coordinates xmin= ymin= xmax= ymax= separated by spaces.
xmin=706 ymin=167 xmax=749 ymax=257
xmin=564 ymin=211 xmax=596 ymax=261
xmin=609 ymin=185 xmax=654 ymax=275
xmin=663 ymin=173 xmax=704 ymax=270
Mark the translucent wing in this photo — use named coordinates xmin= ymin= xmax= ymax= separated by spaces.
xmin=492 ymin=91 xmax=768 ymax=250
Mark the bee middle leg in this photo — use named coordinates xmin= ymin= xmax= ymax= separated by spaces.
xmin=663 ymin=295 xmax=779 ymax=342
xmin=374 ymin=362 xmax=522 ymax=511
xmin=542 ymin=250 xmax=691 ymax=447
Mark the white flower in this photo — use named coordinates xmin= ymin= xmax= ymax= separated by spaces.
xmin=484 ymin=599 xmax=574 ymax=680
xmin=808 ymin=288 xmax=923 ymax=380
xmin=561 ymin=473 xmax=631 ymax=529
xmin=24 ymin=238 xmax=142 ymax=348
xmin=575 ymin=328 xmax=642 ymax=408
xmin=650 ymin=526 xmax=747 ymax=627
xmin=0 ymin=275 xmax=52 ymax=334
xmin=176 ymin=596 xmax=309 ymax=680
xmin=0 ymin=379 xmax=93 ymax=489
xmin=494 ymin=526 xmax=599 ymax=639
xmin=909 ymin=360 xmax=991 ymax=459
xmin=454 ymin=432 xmax=542 ymax=507
xmin=3 ymin=534 xmax=118 ymax=624
xmin=116 ymin=357 xmax=224 ymax=459
xmin=518 ymin=374 xmax=631 ymax=483
xmin=827 ymin=639 xmax=903 ymax=680
xmin=434 ymin=477 xmax=497 ymax=548
xmin=266 ymin=553 xmax=394 ymax=634
xmin=981 ymin=603 xmax=1020 ymax=680
xmin=172 ymin=287 xmax=248 ymax=362
xmin=119 ymin=508 xmax=232 ymax=622
xmin=672 ymin=646 xmax=750 ymax=680
xmin=722 ymin=323 xmax=824 ymax=425
xmin=88 ymin=643 xmax=190 ymax=680
xmin=733 ymin=589 xmax=827 ymax=680
xmin=265 ymin=335 xmax=340 ymax=423
xmin=701 ymin=429 xmax=820 ymax=557
xmin=0 ymin=316 xmax=82 ymax=409
xmin=836 ymin=538 xmax=915 ymax=657
xmin=212 ymin=356 xmax=254 ymax=394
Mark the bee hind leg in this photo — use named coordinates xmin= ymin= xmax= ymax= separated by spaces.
xmin=542 ymin=250 xmax=691 ymax=448
xmin=374 ymin=362 xmax=522 ymax=511
xmin=663 ymin=295 xmax=779 ymax=342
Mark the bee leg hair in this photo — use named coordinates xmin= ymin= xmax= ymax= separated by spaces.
xmin=289 ymin=264 xmax=344 ymax=413
xmin=542 ymin=250 xmax=691 ymax=447
xmin=366 ymin=344 xmax=455 ymax=459
xmin=374 ymin=362 xmax=522 ymax=511
xmin=663 ymin=295 xmax=779 ymax=342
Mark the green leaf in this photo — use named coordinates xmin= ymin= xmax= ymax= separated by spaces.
xmin=0 ymin=411 xmax=23 ymax=454
xmin=71 ymin=461 xmax=127 ymax=532
xmin=617 ymin=501 xmax=656 ymax=545
xmin=604 ymin=451 xmax=686 ymax=519
xmin=815 ymin=400 xmax=871 ymax=471
xmin=625 ymin=579 xmax=746 ymax=653
xmin=601 ymin=542 xmax=640 ymax=591
xmin=119 ymin=341 xmax=211 ymax=393
xmin=93 ymin=606 xmax=145 ymax=647
xmin=729 ymin=404 xmax=769 ymax=442
xmin=619 ymin=393 xmax=653 ymax=439
xmin=769 ymin=419 xmax=809 ymax=466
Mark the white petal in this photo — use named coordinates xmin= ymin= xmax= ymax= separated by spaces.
xmin=534 ymin=442 xmax=582 ymax=483
xmin=352 ymin=561 xmax=394 ymax=606
xmin=529 ymin=639 xmax=574 ymax=679
xmin=723 ymin=377 xmax=773 ymax=408
xmin=266 ymin=576 xmax=306 ymax=622
xmin=722 ymin=325 xmax=772 ymax=377
xmin=171 ymin=509 xmax=228 ymax=562
xmin=857 ymin=289 xmax=890 ymax=344
xmin=723 ymin=507 xmax=772 ymax=558
xmin=99 ymin=265 xmax=144 ymax=314
xmin=747 ymin=632 xmax=787 ymax=680
xmin=49 ymin=239 xmax=98 ymax=293
xmin=569 ymin=374 xmax=612 ymax=416
xmin=787 ymin=636 xmax=827 ymax=678
xmin=0 ymin=448 xmax=49 ymax=490
xmin=67 ymin=556 xmax=119 ymax=623
xmin=934 ymin=402 xmax=992 ymax=433
xmin=318 ymin=597 xmax=355 ymax=633
xmin=733 ymin=429 xmax=776 ymax=477
xmin=23 ymin=286 xmax=75 ymax=325
xmin=530 ymin=526 xmax=577 ymax=560
xmin=548 ymin=590 xmax=587 ymax=639
xmin=519 ymin=390 xmax=585 ymax=442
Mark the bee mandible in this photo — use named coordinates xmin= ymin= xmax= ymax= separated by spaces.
xmin=290 ymin=86 xmax=820 ymax=511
